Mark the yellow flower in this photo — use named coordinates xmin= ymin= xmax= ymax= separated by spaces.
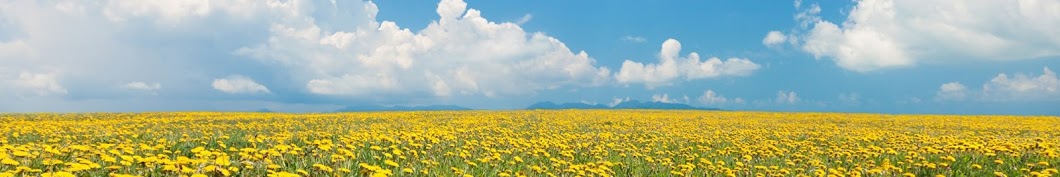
xmin=384 ymin=160 xmax=399 ymax=167
xmin=943 ymin=156 xmax=956 ymax=161
xmin=269 ymin=172 xmax=301 ymax=177
xmin=1 ymin=159 xmax=19 ymax=166
xmin=312 ymin=163 xmax=333 ymax=172
xmin=41 ymin=172 xmax=76 ymax=177
xmin=108 ymin=174 xmax=140 ymax=177
xmin=215 ymin=156 xmax=232 ymax=166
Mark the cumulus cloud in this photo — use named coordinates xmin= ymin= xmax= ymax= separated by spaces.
xmin=234 ymin=0 xmax=611 ymax=97
xmin=0 ymin=0 xmax=779 ymax=110
xmin=982 ymin=67 xmax=1059 ymax=100
xmin=437 ymin=0 xmax=468 ymax=20
xmin=698 ymin=89 xmax=742 ymax=105
xmin=775 ymin=91 xmax=799 ymax=104
xmin=772 ymin=0 xmax=1060 ymax=72
xmin=0 ymin=0 xmax=293 ymax=101
xmin=212 ymin=75 xmax=270 ymax=94
xmin=608 ymin=97 xmax=630 ymax=107
xmin=651 ymin=93 xmax=686 ymax=103
xmin=615 ymin=39 xmax=760 ymax=88
xmin=935 ymin=82 xmax=969 ymax=101
xmin=0 ymin=40 xmax=34 ymax=59
xmin=122 ymin=81 xmax=160 ymax=90
xmin=121 ymin=81 xmax=161 ymax=93
xmin=762 ymin=31 xmax=788 ymax=47
xmin=651 ymin=94 xmax=670 ymax=103
xmin=0 ymin=0 xmax=621 ymax=106
xmin=937 ymin=67 xmax=1059 ymax=102
xmin=4 ymin=72 xmax=68 ymax=96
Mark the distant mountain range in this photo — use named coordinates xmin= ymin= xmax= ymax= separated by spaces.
xmin=526 ymin=100 xmax=721 ymax=110
xmin=334 ymin=104 xmax=471 ymax=112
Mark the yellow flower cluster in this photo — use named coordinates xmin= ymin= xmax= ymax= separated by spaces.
xmin=0 ymin=110 xmax=1057 ymax=176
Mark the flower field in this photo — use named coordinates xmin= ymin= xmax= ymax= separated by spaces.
xmin=1 ymin=110 xmax=1058 ymax=177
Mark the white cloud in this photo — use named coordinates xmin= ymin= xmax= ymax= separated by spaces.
xmin=7 ymin=72 xmax=67 ymax=95
xmin=0 ymin=0 xmax=290 ymax=100
xmin=981 ymin=67 xmax=1059 ymax=101
xmin=212 ymin=75 xmax=270 ymax=94
xmin=802 ymin=18 xmax=911 ymax=72
xmin=762 ymin=31 xmax=788 ymax=47
xmin=437 ymin=0 xmax=468 ymax=20
xmin=793 ymin=3 xmax=821 ymax=29
xmin=651 ymin=93 xmax=687 ymax=103
xmin=102 ymin=0 xmax=211 ymax=24
xmin=648 ymin=93 xmax=665 ymax=102
xmin=0 ymin=0 xmax=619 ymax=105
xmin=936 ymin=82 xmax=969 ymax=101
xmin=615 ymin=38 xmax=760 ymax=88
xmin=621 ymin=35 xmax=646 ymax=43
xmin=0 ymin=0 xmax=789 ymax=111
xmin=121 ymin=81 xmax=161 ymax=92
xmin=698 ymin=89 xmax=745 ymax=106
xmin=937 ymin=67 xmax=1059 ymax=102
xmin=0 ymin=40 xmax=34 ymax=59
xmin=775 ymin=90 xmax=799 ymax=104
xmin=774 ymin=0 xmax=1060 ymax=72
xmin=697 ymin=89 xmax=728 ymax=105
xmin=608 ymin=97 xmax=630 ymax=107
xmin=305 ymin=73 xmax=397 ymax=96
xmin=733 ymin=98 xmax=746 ymax=105
xmin=235 ymin=0 xmax=611 ymax=97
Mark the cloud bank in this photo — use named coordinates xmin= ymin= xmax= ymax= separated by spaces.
xmin=937 ymin=67 xmax=1059 ymax=102
xmin=769 ymin=0 xmax=1060 ymax=72
xmin=0 ymin=0 xmax=762 ymax=110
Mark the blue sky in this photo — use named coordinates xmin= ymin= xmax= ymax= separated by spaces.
xmin=1 ymin=0 xmax=1058 ymax=114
